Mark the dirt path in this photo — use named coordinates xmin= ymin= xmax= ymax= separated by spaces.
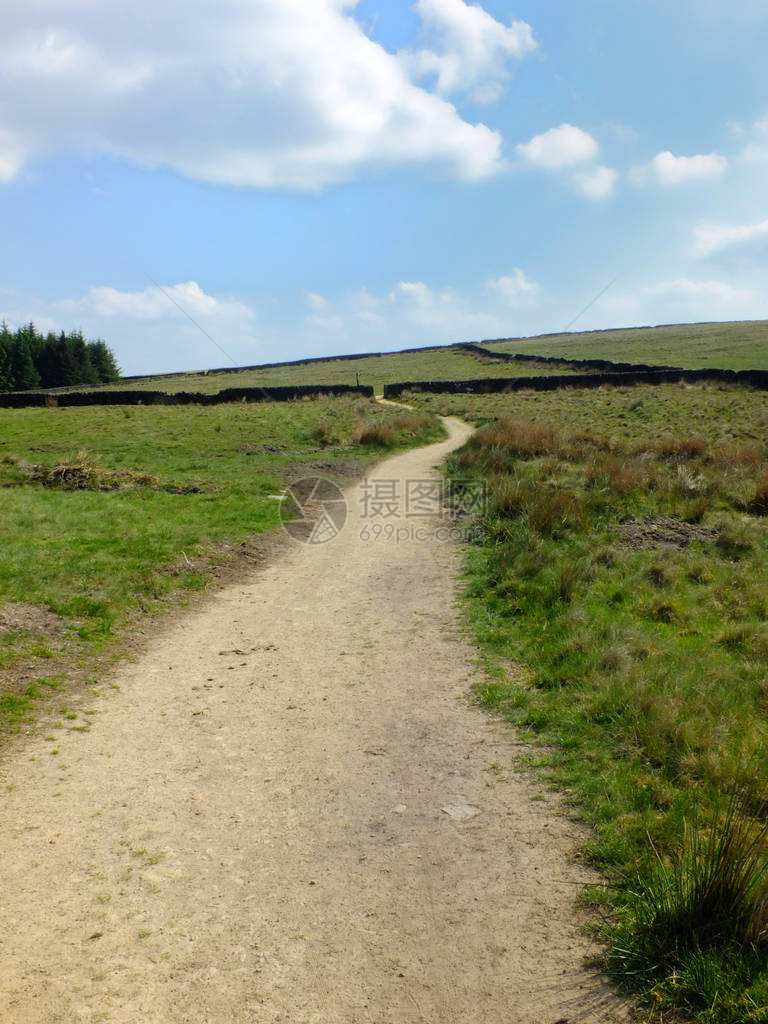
xmin=0 ymin=418 xmax=630 ymax=1024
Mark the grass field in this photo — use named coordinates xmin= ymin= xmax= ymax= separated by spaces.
xmin=112 ymin=346 xmax=577 ymax=394
xmin=0 ymin=396 xmax=444 ymax=732
xmin=484 ymin=320 xmax=768 ymax=371
xmin=409 ymin=382 xmax=768 ymax=1021
xmin=407 ymin=379 xmax=768 ymax=446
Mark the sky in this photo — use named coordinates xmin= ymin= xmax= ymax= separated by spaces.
xmin=1 ymin=0 xmax=768 ymax=375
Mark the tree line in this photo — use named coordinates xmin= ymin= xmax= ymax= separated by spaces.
xmin=0 ymin=322 xmax=121 ymax=392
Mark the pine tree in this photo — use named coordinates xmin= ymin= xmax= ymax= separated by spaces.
xmin=49 ymin=332 xmax=78 ymax=387
xmin=0 ymin=322 xmax=13 ymax=391
xmin=9 ymin=324 xmax=41 ymax=390
xmin=88 ymin=339 xmax=121 ymax=382
xmin=0 ymin=324 xmax=121 ymax=390
xmin=69 ymin=330 xmax=99 ymax=385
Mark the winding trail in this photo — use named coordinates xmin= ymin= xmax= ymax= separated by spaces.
xmin=0 ymin=418 xmax=630 ymax=1023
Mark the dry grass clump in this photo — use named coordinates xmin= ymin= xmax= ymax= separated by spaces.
xmin=650 ymin=435 xmax=709 ymax=460
xmin=585 ymin=453 xmax=654 ymax=495
xmin=712 ymin=442 xmax=764 ymax=470
xmin=27 ymin=452 xmax=157 ymax=490
xmin=479 ymin=417 xmax=557 ymax=458
xmin=356 ymin=412 xmax=436 ymax=447
xmin=462 ymin=418 xmax=616 ymax=478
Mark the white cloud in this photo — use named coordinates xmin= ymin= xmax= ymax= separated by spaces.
xmin=305 ymin=292 xmax=330 ymax=312
xmin=0 ymin=308 xmax=61 ymax=336
xmin=736 ymin=116 xmax=768 ymax=163
xmin=5 ymin=29 xmax=152 ymax=92
xmin=647 ymin=278 xmax=754 ymax=303
xmin=597 ymin=276 xmax=764 ymax=329
xmin=64 ymin=281 xmax=255 ymax=323
xmin=574 ymin=164 xmax=617 ymax=199
xmin=0 ymin=128 xmax=27 ymax=183
xmin=306 ymin=312 xmax=345 ymax=332
xmin=485 ymin=268 xmax=540 ymax=302
xmin=0 ymin=0 xmax=506 ymax=189
xmin=517 ymin=124 xmax=598 ymax=170
xmin=402 ymin=0 xmax=536 ymax=103
xmin=693 ymin=217 xmax=768 ymax=256
xmin=298 ymin=277 xmax=510 ymax=347
xmin=741 ymin=143 xmax=768 ymax=163
xmin=387 ymin=279 xmax=502 ymax=335
xmin=631 ymin=150 xmax=727 ymax=186
xmin=390 ymin=280 xmax=442 ymax=306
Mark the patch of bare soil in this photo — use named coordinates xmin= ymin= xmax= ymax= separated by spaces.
xmin=614 ymin=513 xmax=717 ymax=550
xmin=0 ymin=601 xmax=66 ymax=638
xmin=0 ymin=604 xmax=76 ymax=704
xmin=0 ymin=420 xmax=632 ymax=1023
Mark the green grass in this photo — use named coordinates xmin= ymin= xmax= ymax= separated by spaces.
xmin=418 ymin=383 xmax=768 ymax=1022
xmin=108 ymin=319 xmax=768 ymax=395
xmin=0 ymin=396 xmax=444 ymax=730
xmin=484 ymin=320 xmax=768 ymax=371
xmin=408 ymin=379 xmax=768 ymax=448
xmin=108 ymin=346 xmax=577 ymax=395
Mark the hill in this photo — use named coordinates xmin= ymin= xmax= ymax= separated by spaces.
xmin=483 ymin=320 xmax=768 ymax=371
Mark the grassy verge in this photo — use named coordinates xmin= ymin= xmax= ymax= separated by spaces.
xmin=420 ymin=383 xmax=768 ymax=1022
xmin=0 ymin=396 xmax=444 ymax=734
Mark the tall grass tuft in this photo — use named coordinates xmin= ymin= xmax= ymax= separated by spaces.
xmin=610 ymin=793 xmax=768 ymax=1004
xmin=748 ymin=470 xmax=768 ymax=516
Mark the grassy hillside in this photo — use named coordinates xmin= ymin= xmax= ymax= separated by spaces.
xmin=113 ymin=346 xmax=577 ymax=394
xmin=32 ymin=320 xmax=767 ymax=397
xmin=116 ymin=319 xmax=768 ymax=393
xmin=484 ymin=320 xmax=768 ymax=371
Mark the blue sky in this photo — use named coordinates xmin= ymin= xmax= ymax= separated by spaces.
xmin=1 ymin=0 xmax=767 ymax=374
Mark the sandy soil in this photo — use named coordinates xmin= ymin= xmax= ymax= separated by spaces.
xmin=0 ymin=418 xmax=631 ymax=1024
